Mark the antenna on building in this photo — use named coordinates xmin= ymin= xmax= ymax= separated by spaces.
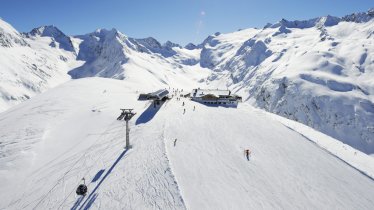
xmin=117 ymin=109 xmax=136 ymax=149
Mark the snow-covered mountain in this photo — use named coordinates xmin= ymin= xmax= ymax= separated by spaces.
xmin=0 ymin=22 xmax=203 ymax=112
xmin=1 ymin=8 xmax=374 ymax=209
xmin=69 ymin=28 xmax=203 ymax=84
xmin=1 ymin=9 xmax=374 ymax=154
xmin=199 ymin=9 xmax=374 ymax=154
xmin=24 ymin=25 xmax=76 ymax=53
xmin=0 ymin=19 xmax=28 ymax=48
xmin=0 ymin=19 xmax=82 ymax=112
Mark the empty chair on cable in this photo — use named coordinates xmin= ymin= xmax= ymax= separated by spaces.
xmin=76 ymin=178 xmax=88 ymax=196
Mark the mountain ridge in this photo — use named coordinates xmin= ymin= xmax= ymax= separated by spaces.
xmin=0 ymin=8 xmax=373 ymax=154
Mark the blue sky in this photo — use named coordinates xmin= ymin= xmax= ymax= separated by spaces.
xmin=1 ymin=0 xmax=372 ymax=45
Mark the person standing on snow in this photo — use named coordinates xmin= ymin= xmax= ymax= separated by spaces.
xmin=245 ymin=149 xmax=251 ymax=161
xmin=174 ymin=139 xmax=177 ymax=146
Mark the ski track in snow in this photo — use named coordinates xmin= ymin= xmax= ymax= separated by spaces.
xmin=10 ymin=114 xmax=185 ymax=209
xmin=0 ymin=79 xmax=186 ymax=210
xmin=164 ymin=97 xmax=374 ymax=210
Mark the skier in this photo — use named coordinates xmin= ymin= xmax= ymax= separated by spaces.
xmin=182 ymin=102 xmax=185 ymax=106
xmin=193 ymin=106 xmax=195 ymax=111
xmin=244 ymin=149 xmax=251 ymax=161
xmin=174 ymin=138 xmax=177 ymax=147
xmin=183 ymin=108 xmax=186 ymax=114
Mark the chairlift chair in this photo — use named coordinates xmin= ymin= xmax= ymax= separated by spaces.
xmin=76 ymin=178 xmax=88 ymax=196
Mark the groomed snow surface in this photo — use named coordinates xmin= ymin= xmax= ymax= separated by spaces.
xmin=0 ymin=78 xmax=373 ymax=209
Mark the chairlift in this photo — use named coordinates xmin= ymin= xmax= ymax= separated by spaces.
xmin=117 ymin=113 xmax=125 ymax=120
xmin=76 ymin=178 xmax=88 ymax=196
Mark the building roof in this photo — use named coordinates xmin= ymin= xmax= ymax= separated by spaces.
xmin=150 ymin=89 xmax=169 ymax=99
xmin=192 ymin=89 xmax=230 ymax=98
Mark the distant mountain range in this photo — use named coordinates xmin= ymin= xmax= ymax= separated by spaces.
xmin=0 ymin=8 xmax=373 ymax=153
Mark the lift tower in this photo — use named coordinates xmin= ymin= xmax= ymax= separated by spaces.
xmin=117 ymin=109 xmax=136 ymax=149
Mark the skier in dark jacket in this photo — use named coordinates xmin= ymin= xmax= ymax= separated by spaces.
xmin=244 ymin=149 xmax=251 ymax=161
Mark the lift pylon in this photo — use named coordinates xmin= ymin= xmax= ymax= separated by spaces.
xmin=117 ymin=109 xmax=136 ymax=149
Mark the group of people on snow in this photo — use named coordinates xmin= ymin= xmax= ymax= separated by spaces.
xmin=171 ymin=87 xmax=252 ymax=161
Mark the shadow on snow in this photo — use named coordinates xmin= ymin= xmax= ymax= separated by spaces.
xmin=135 ymin=102 xmax=164 ymax=125
xmin=73 ymin=149 xmax=129 ymax=210
xmin=91 ymin=169 xmax=105 ymax=183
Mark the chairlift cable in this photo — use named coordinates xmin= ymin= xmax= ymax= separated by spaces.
xmin=57 ymin=130 xmax=124 ymax=209
xmin=55 ymin=123 xmax=126 ymax=209
xmin=32 ymin=120 xmax=120 ymax=209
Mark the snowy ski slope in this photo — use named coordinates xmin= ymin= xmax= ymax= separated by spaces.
xmin=0 ymin=78 xmax=373 ymax=209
